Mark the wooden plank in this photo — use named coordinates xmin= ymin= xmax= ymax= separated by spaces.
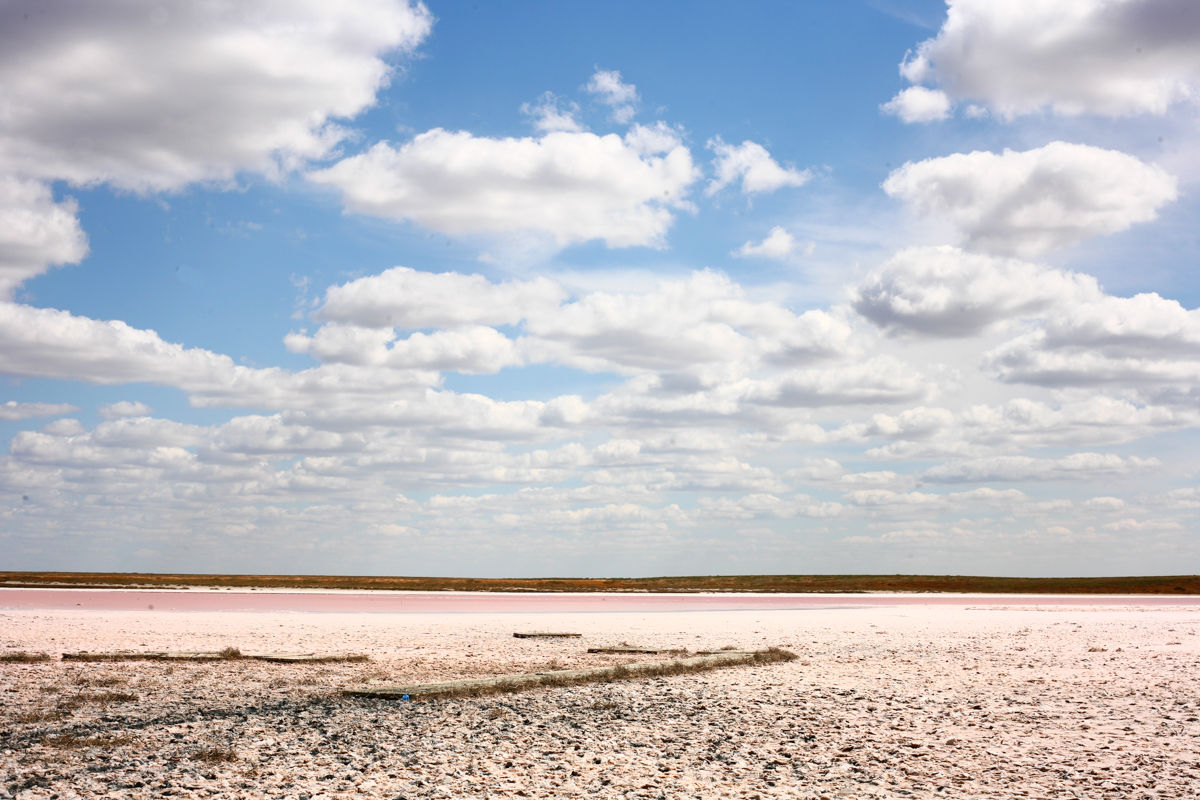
xmin=512 ymin=632 xmax=582 ymax=639
xmin=586 ymin=647 xmax=664 ymax=654
xmin=61 ymin=651 xmax=366 ymax=663
xmin=344 ymin=648 xmax=795 ymax=700
xmin=63 ymin=651 xmax=218 ymax=662
xmin=250 ymin=653 xmax=369 ymax=663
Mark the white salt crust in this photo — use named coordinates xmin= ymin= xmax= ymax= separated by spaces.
xmin=2 ymin=601 xmax=1199 ymax=798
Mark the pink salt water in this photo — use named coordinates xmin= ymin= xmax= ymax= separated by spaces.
xmin=3 ymin=587 xmax=1198 ymax=613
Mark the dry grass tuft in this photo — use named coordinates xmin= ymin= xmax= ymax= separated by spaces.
xmin=218 ymin=646 xmax=243 ymax=659
xmin=0 ymin=651 xmax=52 ymax=663
xmin=192 ymin=745 xmax=238 ymax=763
xmin=75 ymin=674 xmax=126 ymax=687
xmin=754 ymin=646 xmax=798 ymax=663
xmin=606 ymin=664 xmax=631 ymax=681
xmin=63 ymin=691 xmax=139 ymax=706
xmin=350 ymin=647 xmax=799 ymax=702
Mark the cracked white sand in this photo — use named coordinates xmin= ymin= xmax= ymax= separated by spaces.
xmin=2 ymin=599 xmax=1199 ymax=798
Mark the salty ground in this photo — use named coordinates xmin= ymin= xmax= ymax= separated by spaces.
xmin=1 ymin=591 xmax=1199 ymax=799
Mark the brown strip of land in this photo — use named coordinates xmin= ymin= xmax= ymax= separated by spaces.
xmin=2 ymin=571 xmax=1198 ymax=594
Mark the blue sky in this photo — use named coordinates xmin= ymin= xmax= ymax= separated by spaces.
xmin=2 ymin=0 xmax=1199 ymax=578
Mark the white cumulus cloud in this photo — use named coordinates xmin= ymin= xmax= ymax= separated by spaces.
xmin=0 ymin=178 xmax=88 ymax=298
xmin=897 ymin=0 xmax=1200 ymax=119
xmin=523 ymin=270 xmax=852 ymax=378
xmin=0 ymin=302 xmax=443 ymax=413
xmin=287 ymin=324 xmax=524 ymax=374
xmin=962 ymin=396 xmax=1200 ymax=447
xmin=586 ymin=69 xmax=639 ymax=124
xmin=853 ymin=246 xmax=1101 ymax=337
xmin=985 ymin=292 xmax=1200 ymax=395
xmin=748 ymin=356 xmax=931 ymax=409
xmin=707 ymin=139 xmax=811 ymax=196
xmin=734 ymin=226 xmax=810 ymax=260
xmin=0 ymin=302 xmax=251 ymax=389
xmin=924 ymin=452 xmax=1160 ymax=483
xmin=0 ymin=1 xmax=433 ymax=192
xmin=882 ymin=142 xmax=1178 ymax=256
xmin=99 ymin=401 xmax=154 ymax=420
xmin=312 ymin=267 xmax=566 ymax=329
xmin=520 ymin=92 xmax=583 ymax=133
xmin=0 ymin=400 xmax=79 ymax=421
xmin=880 ymin=86 xmax=952 ymax=123
xmin=297 ymin=267 xmax=856 ymax=394
xmin=308 ymin=128 xmax=698 ymax=248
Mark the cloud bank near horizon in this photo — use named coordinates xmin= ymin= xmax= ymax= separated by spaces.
xmin=1 ymin=0 xmax=1198 ymax=578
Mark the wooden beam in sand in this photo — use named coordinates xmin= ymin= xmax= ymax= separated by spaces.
xmin=61 ymin=651 xmax=367 ymax=663
xmin=63 ymin=651 xmax=221 ymax=662
xmin=512 ymin=632 xmax=582 ymax=639
xmin=250 ymin=653 xmax=368 ymax=663
xmin=343 ymin=648 xmax=795 ymax=701
xmin=586 ymin=646 xmax=665 ymax=654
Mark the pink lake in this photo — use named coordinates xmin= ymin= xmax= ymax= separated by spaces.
xmin=2 ymin=588 xmax=1199 ymax=613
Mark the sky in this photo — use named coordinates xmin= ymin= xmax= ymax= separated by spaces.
xmin=2 ymin=0 xmax=1200 ymax=579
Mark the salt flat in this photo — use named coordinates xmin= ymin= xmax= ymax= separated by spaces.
xmin=2 ymin=596 xmax=1198 ymax=798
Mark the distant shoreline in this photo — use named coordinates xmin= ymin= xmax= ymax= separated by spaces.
xmin=2 ymin=571 xmax=1197 ymax=594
